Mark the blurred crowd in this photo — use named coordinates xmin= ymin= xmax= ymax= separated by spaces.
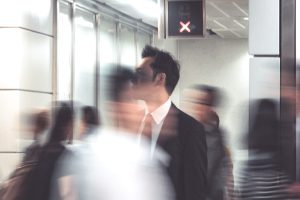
xmin=1 ymin=45 xmax=300 ymax=200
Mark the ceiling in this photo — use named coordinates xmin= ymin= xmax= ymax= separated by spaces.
xmin=96 ymin=0 xmax=249 ymax=38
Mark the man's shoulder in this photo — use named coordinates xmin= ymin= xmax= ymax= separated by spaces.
xmin=170 ymin=104 xmax=204 ymax=132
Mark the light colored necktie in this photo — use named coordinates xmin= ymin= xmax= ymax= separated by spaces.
xmin=141 ymin=113 xmax=153 ymax=140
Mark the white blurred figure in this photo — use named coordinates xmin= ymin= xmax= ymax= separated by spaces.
xmin=52 ymin=67 xmax=174 ymax=200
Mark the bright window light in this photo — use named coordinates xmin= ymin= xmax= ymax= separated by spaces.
xmin=23 ymin=0 xmax=51 ymax=19
xmin=129 ymin=0 xmax=161 ymax=18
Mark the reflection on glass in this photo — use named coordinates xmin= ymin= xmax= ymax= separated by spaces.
xmin=74 ymin=8 xmax=96 ymax=106
xmin=119 ymin=24 xmax=136 ymax=67
xmin=57 ymin=1 xmax=72 ymax=101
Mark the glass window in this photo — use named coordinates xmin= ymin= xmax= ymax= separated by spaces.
xmin=98 ymin=15 xmax=117 ymax=125
xmin=119 ymin=24 xmax=136 ymax=67
xmin=99 ymin=15 xmax=117 ymax=69
xmin=74 ymin=7 xmax=96 ymax=106
xmin=136 ymin=31 xmax=151 ymax=63
xmin=56 ymin=0 xmax=155 ymax=128
xmin=57 ymin=1 xmax=72 ymax=100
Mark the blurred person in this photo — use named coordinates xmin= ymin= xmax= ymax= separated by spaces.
xmin=0 ymin=110 xmax=49 ymax=200
xmin=24 ymin=102 xmax=74 ymax=200
xmin=79 ymin=106 xmax=100 ymax=139
xmin=133 ymin=45 xmax=207 ymax=200
xmin=182 ymin=84 xmax=231 ymax=200
xmin=237 ymin=99 xmax=294 ymax=200
xmin=52 ymin=67 xmax=174 ymax=200
xmin=23 ymin=110 xmax=49 ymax=162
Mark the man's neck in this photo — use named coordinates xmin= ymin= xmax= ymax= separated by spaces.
xmin=145 ymin=92 xmax=170 ymax=113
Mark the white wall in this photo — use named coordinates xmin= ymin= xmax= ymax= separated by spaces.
xmin=249 ymin=0 xmax=279 ymax=55
xmin=177 ymin=38 xmax=249 ymax=151
xmin=153 ymin=37 xmax=249 ymax=151
xmin=0 ymin=0 xmax=54 ymax=181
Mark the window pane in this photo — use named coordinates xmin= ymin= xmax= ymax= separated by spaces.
xmin=98 ymin=15 xmax=117 ymax=125
xmin=119 ymin=24 xmax=136 ymax=67
xmin=99 ymin=15 xmax=117 ymax=69
xmin=57 ymin=1 xmax=72 ymax=101
xmin=74 ymin=7 xmax=96 ymax=106
xmin=136 ymin=31 xmax=151 ymax=63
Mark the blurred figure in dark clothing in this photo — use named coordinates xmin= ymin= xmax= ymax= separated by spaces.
xmin=248 ymin=99 xmax=279 ymax=152
xmin=25 ymin=102 xmax=74 ymax=200
xmin=23 ymin=110 xmax=49 ymax=162
xmin=79 ymin=106 xmax=100 ymax=138
xmin=237 ymin=99 xmax=294 ymax=200
xmin=183 ymin=84 xmax=230 ymax=200
xmin=0 ymin=110 xmax=50 ymax=200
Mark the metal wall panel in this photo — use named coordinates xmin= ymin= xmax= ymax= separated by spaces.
xmin=249 ymin=0 xmax=279 ymax=55
xmin=0 ymin=0 xmax=53 ymax=35
xmin=0 ymin=28 xmax=53 ymax=93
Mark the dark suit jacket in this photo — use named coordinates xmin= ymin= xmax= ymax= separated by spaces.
xmin=157 ymin=103 xmax=207 ymax=200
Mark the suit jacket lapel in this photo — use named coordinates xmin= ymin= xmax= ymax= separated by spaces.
xmin=157 ymin=103 xmax=179 ymax=146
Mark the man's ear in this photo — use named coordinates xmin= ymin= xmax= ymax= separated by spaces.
xmin=154 ymin=73 xmax=166 ymax=86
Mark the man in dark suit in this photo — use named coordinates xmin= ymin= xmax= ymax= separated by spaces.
xmin=133 ymin=45 xmax=207 ymax=200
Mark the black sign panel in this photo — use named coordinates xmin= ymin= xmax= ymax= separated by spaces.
xmin=168 ymin=1 xmax=204 ymax=37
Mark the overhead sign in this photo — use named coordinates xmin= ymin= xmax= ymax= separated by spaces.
xmin=167 ymin=0 xmax=205 ymax=37
xmin=180 ymin=21 xmax=191 ymax=33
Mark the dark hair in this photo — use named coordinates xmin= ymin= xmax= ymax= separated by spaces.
xmin=108 ymin=67 xmax=135 ymax=102
xmin=49 ymin=102 xmax=73 ymax=143
xmin=191 ymin=84 xmax=219 ymax=106
xmin=142 ymin=45 xmax=180 ymax=95
xmin=82 ymin=106 xmax=100 ymax=126
xmin=32 ymin=111 xmax=49 ymax=134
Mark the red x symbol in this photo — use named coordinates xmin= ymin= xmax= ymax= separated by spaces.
xmin=180 ymin=21 xmax=191 ymax=33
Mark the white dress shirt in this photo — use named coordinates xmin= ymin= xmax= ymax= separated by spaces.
xmin=138 ymin=98 xmax=172 ymax=158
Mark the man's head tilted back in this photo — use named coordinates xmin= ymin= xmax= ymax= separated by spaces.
xmin=134 ymin=45 xmax=180 ymax=99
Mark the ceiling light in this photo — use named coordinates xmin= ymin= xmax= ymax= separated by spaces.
xmin=243 ymin=17 xmax=249 ymax=21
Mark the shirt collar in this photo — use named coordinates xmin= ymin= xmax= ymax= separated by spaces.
xmin=146 ymin=98 xmax=171 ymax=124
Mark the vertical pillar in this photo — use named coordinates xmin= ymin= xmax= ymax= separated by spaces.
xmin=0 ymin=0 xmax=54 ymax=180
xmin=280 ymin=0 xmax=296 ymax=180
